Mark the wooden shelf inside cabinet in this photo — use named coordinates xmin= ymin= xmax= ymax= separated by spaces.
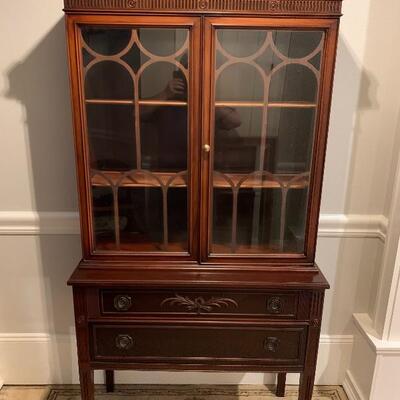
xmin=85 ymin=99 xmax=188 ymax=107
xmin=90 ymin=170 xmax=309 ymax=190
xmin=213 ymin=172 xmax=310 ymax=190
xmin=91 ymin=170 xmax=188 ymax=189
xmin=215 ymin=101 xmax=317 ymax=109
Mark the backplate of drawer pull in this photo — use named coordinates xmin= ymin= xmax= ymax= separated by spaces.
xmin=264 ymin=336 xmax=280 ymax=353
xmin=115 ymin=334 xmax=134 ymax=350
xmin=267 ymin=297 xmax=282 ymax=314
xmin=113 ymin=295 xmax=133 ymax=312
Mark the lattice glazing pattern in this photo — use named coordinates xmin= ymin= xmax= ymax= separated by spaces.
xmin=211 ymin=29 xmax=324 ymax=254
xmin=81 ymin=27 xmax=190 ymax=252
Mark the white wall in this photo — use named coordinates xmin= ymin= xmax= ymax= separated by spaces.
xmin=0 ymin=0 xmax=394 ymax=386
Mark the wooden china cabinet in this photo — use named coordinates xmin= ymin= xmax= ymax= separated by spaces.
xmin=63 ymin=0 xmax=342 ymax=398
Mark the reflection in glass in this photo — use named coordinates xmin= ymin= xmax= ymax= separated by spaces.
xmin=266 ymin=108 xmax=316 ymax=173
xmin=92 ymin=187 xmax=116 ymax=249
xmin=85 ymin=61 xmax=134 ymax=100
xmin=211 ymin=28 xmax=324 ymax=255
xmin=81 ymin=26 xmax=190 ymax=253
xmin=214 ymin=107 xmax=261 ymax=173
xmin=86 ymin=103 xmax=136 ymax=171
xmin=141 ymin=105 xmax=188 ymax=171
xmin=269 ymin=64 xmax=317 ymax=103
xmin=216 ymin=63 xmax=263 ymax=101
xmin=273 ymin=31 xmax=323 ymax=59
xmin=139 ymin=60 xmax=188 ymax=101
xmin=82 ymin=28 xmax=132 ymax=56
xmin=139 ymin=29 xmax=188 ymax=57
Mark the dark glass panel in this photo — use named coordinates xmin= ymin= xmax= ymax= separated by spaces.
xmin=121 ymin=43 xmax=149 ymax=74
xmin=236 ymin=188 xmax=281 ymax=251
xmin=273 ymin=31 xmax=323 ymax=59
xmin=92 ymin=186 xmax=116 ymax=249
xmin=217 ymin=29 xmax=268 ymax=57
xmin=265 ymin=108 xmax=316 ymax=174
xmin=167 ymin=188 xmax=188 ymax=248
xmin=118 ymin=187 xmax=164 ymax=249
xmin=82 ymin=28 xmax=132 ymax=56
xmin=82 ymin=48 xmax=94 ymax=67
xmin=139 ymin=62 xmax=187 ymax=101
xmin=284 ymin=188 xmax=308 ymax=252
xmin=212 ymin=189 xmax=233 ymax=251
xmin=269 ymin=64 xmax=317 ymax=103
xmin=216 ymin=63 xmax=264 ymax=101
xmin=138 ymin=29 xmax=188 ymax=57
xmin=85 ymin=61 xmax=133 ymax=100
xmin=140 ymin=105 xmax=188 ymax=172
xmin=214 ymin=107 xmax=262 ymax=173
xmin=86 ymin=103 xmax=136 ymax=171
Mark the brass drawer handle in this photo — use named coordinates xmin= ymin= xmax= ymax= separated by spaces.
xmin=115 ymin=334 xmax=134 ymax=350
xmin=264 ymin=336 xmax=280 ymax=353
xmin=267 ymin=296 xmax=282 ymax=314
xmin=113 ymin=295 xmax=132 ymax=312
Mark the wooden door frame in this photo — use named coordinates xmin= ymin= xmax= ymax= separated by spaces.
xmin=65 ymin=14 xmax=202 ymax=263
xmin=199 ymin=16 xmax=340 ymax=266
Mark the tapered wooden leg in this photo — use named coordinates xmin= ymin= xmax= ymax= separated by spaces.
xmin=298 ymin=291 xmax=325 ymax=400
xmin=298 ymin=370 xmax=316 ymax=400
xmin=105 ymin=370 xmax=115 ymax=392
xmin=79 ymin=367 xmax=95 ymax=400
xmin=276 ymin=373 xmax=286 ymax=397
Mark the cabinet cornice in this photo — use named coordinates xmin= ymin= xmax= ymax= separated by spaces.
xmin=64 ymin=0 xmax=343 ymax=16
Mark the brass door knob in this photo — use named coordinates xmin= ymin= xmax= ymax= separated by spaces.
xmin=203 ymin=144 xmax=211 ymax=153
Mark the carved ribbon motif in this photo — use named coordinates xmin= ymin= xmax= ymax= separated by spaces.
xmin=161 ymin=294 xmax=239 ymax=314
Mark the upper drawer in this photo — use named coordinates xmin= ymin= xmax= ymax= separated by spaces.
xmin=94 ymin=289 xmax=309 ymax=319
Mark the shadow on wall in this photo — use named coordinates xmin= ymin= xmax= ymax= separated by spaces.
xmin=4 ymin=19 xmax=81 ymax=383
xmin=2 ymin=17 xmax=253 ymax=387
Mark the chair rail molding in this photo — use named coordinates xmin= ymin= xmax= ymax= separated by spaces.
xmin=0 ymin=211 xmax=388 ymax=240
xmin=0 ymin=332 xmax=353 ymax=385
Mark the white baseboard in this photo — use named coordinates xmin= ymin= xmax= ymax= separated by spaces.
xmin=0 ymin=211 xmax=388 ymax=241
xmin=0 ymin=333 xmax=353 ymax=386
xmin=343 ymin=370 xmax=365 ymax=400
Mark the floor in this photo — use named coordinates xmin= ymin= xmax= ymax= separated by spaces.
xmin=0 ymin=385 xmax=348 ymax=400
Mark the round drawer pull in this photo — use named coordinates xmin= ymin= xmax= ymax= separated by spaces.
xmin=264 ymin=336 xmax=280 ymax=353
xmin=113 ymin=295 xmax=132 ymax=311
xmin=267 ymin=296 xmax=282 ymax=314
xmin=115 ymin=334 xmax=134 ymax=350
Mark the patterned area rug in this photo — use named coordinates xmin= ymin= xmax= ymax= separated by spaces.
xmin=46 ymin=385 xmax=348 ymax=400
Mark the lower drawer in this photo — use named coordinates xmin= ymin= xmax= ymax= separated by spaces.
xmin=91 ymin=323 xmax=307 ymax=365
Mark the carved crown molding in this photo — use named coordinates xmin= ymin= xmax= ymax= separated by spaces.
xmin=64 ymin=0 xmax=343 ymax=16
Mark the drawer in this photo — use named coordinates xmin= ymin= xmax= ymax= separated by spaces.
xmin=97 ymin=289 xmax=304 ymax=319
xmin=91 ymin=323 xmax=307 ymax=365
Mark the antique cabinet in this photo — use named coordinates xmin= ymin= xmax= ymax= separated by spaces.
xmin=63 ymin=0 xmax=342 ymax=398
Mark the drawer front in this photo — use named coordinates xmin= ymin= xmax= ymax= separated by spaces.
xmin=99 ymin=289 xmax=304 ymax=319
xmin=91 ymin=323 xmax=307 ymax=365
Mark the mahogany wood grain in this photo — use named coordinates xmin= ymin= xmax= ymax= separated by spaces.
xmin=276 ymin=372 xmax=287 ymax=397
xmin=105 ymin=370 xmax=114 ymax=392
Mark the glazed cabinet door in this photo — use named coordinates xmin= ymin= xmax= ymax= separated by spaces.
xmin=201 ymin=18 xmax=339 ymax=264
xmin=66 ymin=16 xmax=201 ymax=259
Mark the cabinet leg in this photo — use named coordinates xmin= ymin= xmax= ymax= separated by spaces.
xmin=276 ymin=373 xmax=286 ymax=397
xmin=79 ymin=367 xmax=95 ymax=400
xmin=298 ymin=370 xmax=316 ymax=400
xmin=105 ymin=370 xmax=115 ymax=392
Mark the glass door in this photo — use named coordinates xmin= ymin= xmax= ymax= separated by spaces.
xmin=202 ymin=18 xmax=335 ymax=263
xmin=76 ymin=16 xmax=200 ymax=257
